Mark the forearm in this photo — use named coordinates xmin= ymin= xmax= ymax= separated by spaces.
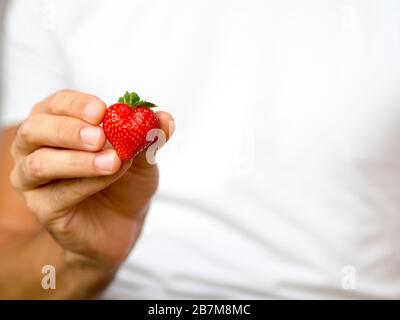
xmin=0 ymin=229 xmax=114 ymax=299
xmin=0 ymin=127 xmax=114 ymax=299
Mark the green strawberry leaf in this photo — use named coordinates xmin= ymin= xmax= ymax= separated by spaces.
xmin=118 ymin=91 xmax=157 ymax=108
xmin=134 ymin=101 xmax=157 ymax=108
xmin=118 ymin=91 xmax=140 ymax=105
xmin=129 ymin=92 xmax=140 ymax=103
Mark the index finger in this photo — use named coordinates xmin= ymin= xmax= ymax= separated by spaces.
xmin=32 ymin=89 xmax=106 ymax=125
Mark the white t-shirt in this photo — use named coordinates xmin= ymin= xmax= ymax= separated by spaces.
xmin=2 ymin=0 xmax=400 ymax=299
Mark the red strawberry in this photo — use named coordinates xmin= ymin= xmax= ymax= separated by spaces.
xmin=103 ymin=91 xmax=160 ymax=160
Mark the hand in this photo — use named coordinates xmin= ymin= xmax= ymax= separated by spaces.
xmin=9 ymin=89 xmax=174 ymax=272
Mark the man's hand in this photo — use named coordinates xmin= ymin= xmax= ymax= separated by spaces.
xmin=9 ymin=89 xmax=174 ymax=273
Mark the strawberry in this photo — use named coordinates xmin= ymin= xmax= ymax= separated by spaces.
xmin=103 ymin=91 xmax=160 ymax=161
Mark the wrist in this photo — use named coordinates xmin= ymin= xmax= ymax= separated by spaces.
xmin=62 ymin=249 xmax=117 ymax=296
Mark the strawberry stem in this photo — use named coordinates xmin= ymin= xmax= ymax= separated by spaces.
xmin=118 ymin=91 xmax=156 ymax=108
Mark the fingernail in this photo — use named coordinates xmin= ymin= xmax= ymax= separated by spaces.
xmin=95 ymin=152 xmax=115 ymax=172
xmin=80 ymin=127 xmax=101 ymax=146
xmin=84 ymin=101 xmax=102 ymax=121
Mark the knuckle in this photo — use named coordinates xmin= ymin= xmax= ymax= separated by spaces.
xmin=71 ymin=92 xmax=84 ymax=106
xmin=25 ymin=151 xmax=44 ymax=179
xmin=18 ymin=118 xmax=33 ymax=143
xmin=18 ymin=114 xmax=42 ymax=145
xmin=49 ymin=89 xmax=73 ymax=111
xmin=67 ymin=93 xmax=83 ymax=115
xmin=56 ymin=118 xmax=77 ymax=144
xmin=24 ymin=191 xmax=39 ymax=214
xmin=50 ymin=90 xmax=63 ymax=107
xmin=53 ymin=89 xmax=73 ymax=100
xmin=68 ymin=152 xmax=98 ymax=176
xmin=69 ymin=152 xmax=85 ymax=171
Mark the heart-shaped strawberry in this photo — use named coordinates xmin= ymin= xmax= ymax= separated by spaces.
xmin=103 ymin=91 xmax=160 ymax=160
